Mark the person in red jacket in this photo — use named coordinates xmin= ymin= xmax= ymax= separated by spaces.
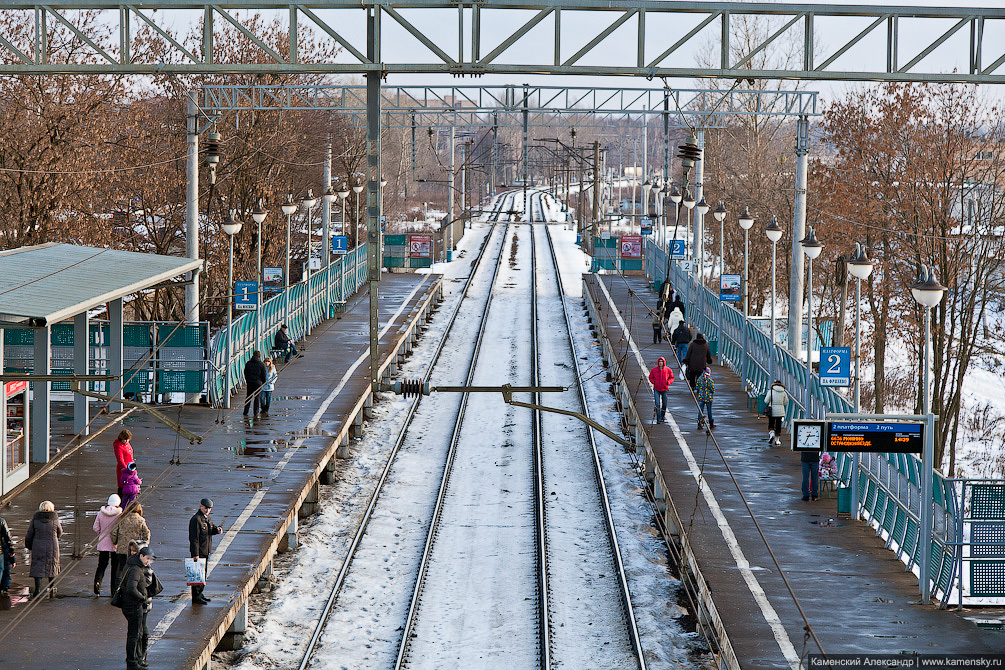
xmin=648 ymin=356 xmax=674 ymax=424
xmin=113 ymin=429 xmax=134 ymax=498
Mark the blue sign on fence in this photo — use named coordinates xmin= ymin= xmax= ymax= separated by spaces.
xmin=819 ymin=346 xmax=851 ymax=386
xmin=670 ymin=239 xmax=687 ymax=259
xmin=332 ymin=235 xmax=349 ymax=255
xmin=720 ymin=274 xmax=741 ymax=302
xmin=234 ymin=281 xmax=258 ymax=311
xmin=641 ymin=218 xmax=653 ymax=235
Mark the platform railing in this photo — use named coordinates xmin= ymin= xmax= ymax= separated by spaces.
xmin=642 ymin=238 xmax=1005 ymax=606
xmin=208 ymin=244 xmax=367 ymax=406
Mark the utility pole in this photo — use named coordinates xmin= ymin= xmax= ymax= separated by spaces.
xmin=366 ymin=8 xmax=382 ymax=401
xmin=522 ymin=84 xmax=529 ymax=221
xmin=492 ymin=113 xmax=498 ymax=196
xmin=592 ymin=140 xmax=601 ymax=245
xmin=642 ymin=108 xmax=648 ymax=217
xmin=185 ymin=90 xmax=200 ymax=324
xmin=789 ymin=116 xmax=810 ymax=358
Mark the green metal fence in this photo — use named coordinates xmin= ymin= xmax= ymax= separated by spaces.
xmin=208 ymin=243 xmax=367 ymax=405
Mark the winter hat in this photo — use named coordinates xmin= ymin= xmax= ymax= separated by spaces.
xmin=138 ymin=546 xmax=157 ymax=559
xmin=200 ymin=498 xmax=214 ymax=509
xmin=127 ymin=462 xmax=137 ymax=471
xmin=107 ymin=494 xmax=121 ymax=507
xmin=821 ymin=453 xmax=832 ymax=464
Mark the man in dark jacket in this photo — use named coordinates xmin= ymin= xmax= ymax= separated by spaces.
xmin=273 ymin=324 xmax=299 ymax=363
xmin=120 ymin=546 xmax=155 ymax=670
xmin=243 ymin=351 xmax=268 ymax=417
xmin=671 ymin=321 xmax=692 ymax=369
xmin=683 ymin=333 xmax=713 ymax=391
xmin=188 ymin=498 xmax=223 ymax=605
xmin=0 ymin=516 xmax=14 ymax=595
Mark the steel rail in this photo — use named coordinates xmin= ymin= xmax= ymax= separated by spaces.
xmin=393 ymin=214 xmax=514 ymax=669
xmin=540 ymin=217 xmax=648 ymax=669
xmin=528 ymin=194 xmax=553 ymax=669
xmin=296 ymin=200 xmax=509 ymax=670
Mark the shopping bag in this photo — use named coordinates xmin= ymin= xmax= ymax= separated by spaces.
xmin=185 ymin=557 xmax=206 ymax=585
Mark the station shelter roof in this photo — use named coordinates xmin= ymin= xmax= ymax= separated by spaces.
xmin=0 ymin=243 xmax=202 ymax=326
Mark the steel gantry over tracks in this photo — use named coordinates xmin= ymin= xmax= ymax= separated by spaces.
xmin=2 ymin=1 xmax=1005 ymax=83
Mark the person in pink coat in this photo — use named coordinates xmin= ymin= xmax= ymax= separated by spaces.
xmin=648 ymin=356 xmax=674 ymax=424
xmin=120 ymin=462 xmax=142 ymax=509
xmin=114 ymin=429 xmax=134 ymax=498
xmin=92 ymin=494 xmax=123 ymax=595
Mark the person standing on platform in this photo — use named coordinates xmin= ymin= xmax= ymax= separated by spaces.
xmin=243 ymin=351 xmax=267 ymax=417
xmin=25 ymin=500 xmax=62 ymax=599
xmin=0 ymin=515 xmax=15 ymax=595
xmin=120 ymin=463 xmax=142 ymax=509
xmin=696 ymin=367 xmax=715 ymax=430
xmin=111 ymin=504 xmax=150 ymax=598
xmin=188 ymin=498 xmax=223 ymax=605
xmin=274 ymin=324 xmax=300 ymax=364
xmin=765 ymin=380 xmax=789 ymax=446
xmin=683 ymin=333 xmax=713 ymax=390
xmin=118 ymin=546 xmax=158 ymax=670
xmin=651 ymin=315 xmax=663 ymax=344
xmin=92 ymin=494 xmax=122 ymax=595
xmin=261 ymin=358 xmax=277 ymax=416
xmin=667 ymin=306 xmax=684 ymax=339
xmin=648 ymin=357 xmax=674 ymax=424
xmin=114 ymin=430 xmax=134 ymax=499
xmin=801 ymin=449 xmax=821 ymax=501
xmin=671 ymin=319 xmax=692 ymax=369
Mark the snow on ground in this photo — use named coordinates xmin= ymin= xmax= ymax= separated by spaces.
xmin=222 ymin=191 xmax=707 ymax=670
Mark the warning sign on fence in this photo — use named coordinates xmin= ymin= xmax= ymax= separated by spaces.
xmin=621 ymin=235 xmax=642 ymax=259
xmin=409 ymin=234 xmax=432 ymax=258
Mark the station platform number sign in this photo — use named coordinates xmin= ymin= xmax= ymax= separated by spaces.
xmin=234 ymin=281 xmax=259 ymax=311
xmin=792 ymin=419 xmax=924 ymax=454
xmin=819 ymin=347 xmax=851 ymax=386
xmin=669 ymin=239 xmax=687 ymax=259
xmin=332 ymin=235 xmax=349 ymax=256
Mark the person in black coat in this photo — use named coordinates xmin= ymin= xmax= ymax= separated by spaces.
xmin=0 ymin=516 xmax=15 ymax=595
xmin=188 ymin=498 xmax=223 ymax=605
xmin=683 ymin=333 xmax=713 ymax=391
xmin=243 ymin=351 xmax=268 ymax=417
xmin=671 ymin=321 xmax=692 ymax=368
xmin=273 ymin=324 xmax=300 ymax=363
xmin=119 ymin=547 xmax=157 ymax=670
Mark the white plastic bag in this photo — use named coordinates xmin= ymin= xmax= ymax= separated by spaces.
xmin=185 ymin=557 xmax=206 ymax=585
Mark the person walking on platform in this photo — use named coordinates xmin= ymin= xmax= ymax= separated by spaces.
xmin=667 ymin=306 xmax=684 ymax=339
xmin=696 ymin=367 xmax=715 ymax=430
xmin=648 ymin=357 xmax=674 ymax=424
xmin=651 ymin=315 xmax=663 ymax=344
xmin=114 ymin=429 xmax=134 ymax=499
xmin=671 ymin=320 xmax=692 ymax=369
xmin=243 ymin=351 xmax=268 ymax=417
xmin=25 ymin=500 xmax=62 ymax=599
xmin=274 ymin=324 xmax=300 ymax=364
xmin=261 ymin=357 xmax=277 ymax=416
xmin=801 ymin=449 xmax=821 ymax=501
xmin=111 ymin=504 xmax=150 ymax=598
xmin=0 ymin=515 xmax=15 ymax=595
xmin=765 ymin=380 xmax=789 ymax=446
xmin=189 ymin=498 xmax=223 ymax=605
xmin=92 ymin=494 xmax=123 ymax=595
xmin=120 ymin=462 xmax=142 ymax=509
xmin=118 ymin=546 xmax=159 ymax=670
xmin=683 ymin=333 xmax=713 ymax=390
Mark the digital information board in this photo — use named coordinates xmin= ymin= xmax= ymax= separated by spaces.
xmin=827 ymin=421 xmax=924 ymax=454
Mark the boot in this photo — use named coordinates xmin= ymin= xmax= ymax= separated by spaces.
xmin=709 ymin=422 xmax=716 ymax=430
xmin=767 ymin=429 xmax=775 ymax=443
xmin=93 ymin=582 xmax=100 ymax=596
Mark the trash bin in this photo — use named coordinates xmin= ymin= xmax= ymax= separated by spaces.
xmin=837 ymin=485 xmax=851 ymax=515
xmin=709 ymin=339 xmax=719 ymax=357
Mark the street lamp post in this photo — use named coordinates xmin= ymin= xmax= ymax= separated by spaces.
xmin=846 ymin=241 xmax=874 ymax=521
xmin=222 ymin=211 xmax=243 ymax=409
xmin=252 ymin=199 xmax=268 ymax=352
xmin=696 ymin=197 xmax=710 ymax=286
xmin=668 ymin=185 xmax=681 ymax=251
xmin=281 ymin=195 xmax=298 ymax=328
xmin=352 ymin=178 xmax=365 ymax=250
xmin=323 ymin=187 xmax=337 ymax=318
xmin=713 ymin=201 xmax=726 ymax=367
xmin=765 ymin=216 xmax=784 ymax=383
xmin=738 ymin=207 xmax=754 ymax=386
xmin=301 ymin=189 xmax=317 ymax=335
xmin=681 ymin=188 xmax=696 ymax=316
xmin=337 ymin=183 xmax=350 ymax=303
xmin=800 ymin=226 xmax=823 ymax=416
xmin=652 ymin=178 xmax=663 ymax=248
xmin=911 ymin=264 xmax=947 ymax=604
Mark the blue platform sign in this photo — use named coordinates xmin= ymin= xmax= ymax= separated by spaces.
xmin=819 ymin=346 xmax=851 ymax=386
xmin=669 ymin=239 xmax=687 ymax=259
xmin=720 ymin=274 xmax=741 ymax=302
xmin=234 ymin=281 xmax=258 ymax=311
xmin=331 ymin=235 xmax=349 ymax=255
xmin=640 ymin=218 xmax=653 ymax=235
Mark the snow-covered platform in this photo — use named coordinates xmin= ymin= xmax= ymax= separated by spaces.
xmin=0 ymin=272 xmax=442 ymax=670
xmin=584 ymin=273 xmax=1002 ymax=668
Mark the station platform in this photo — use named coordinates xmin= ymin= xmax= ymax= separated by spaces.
xmin=0 ymin=272 xmax=442 ymax=670
xmin=584 ymin=273 xmax=1003 ymax=669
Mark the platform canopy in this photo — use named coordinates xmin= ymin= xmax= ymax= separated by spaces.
xmin=0 ymin=243 xmax=202 ymax=326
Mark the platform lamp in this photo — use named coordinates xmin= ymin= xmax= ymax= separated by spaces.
xmin=352 ymin=177 xmax=365 ymax=249
xmin=911 ymin=264 xmax=946 ymax=604
xmin=846 ymin=241 xmax=874 ymax=521
xmin=250 ymin=199 xmax=268 ymax=352
xmin=712 ymin=201 xmax=727 ymax=366
xmin=301 ymin=188 xmax=318 ymax=336
xmin=799 ymin=226 xmax=824 ymax=415
xmin=337 ymin=183 xmax=351 ymax=303
xmin=281 ymin=195 xmax=299 ymax=328
xmin=737 ymin=207 xmax=755 ymax=386
xmin=696 ymin=197 xmax=710 ymax=287
xmin=765 ymin=216 xmax=784 ymax=383
xmin=222 ymin=210 xmax=243 ymax=409
xmin=652 ymin=178 xmax=663 ymax=246
xmin=322 ymin=186 xmax=337 ymax=318
xmin=379 ymin=175 xmax=388 ymax=259
xmin=668 ymin=185 xmax=682 ymax=251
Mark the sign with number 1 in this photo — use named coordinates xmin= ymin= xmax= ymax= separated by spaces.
xmin=819 ymin=347 xmax=851 ymax=386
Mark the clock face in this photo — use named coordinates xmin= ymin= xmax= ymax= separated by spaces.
xmin=797 ymin=424 xmax=822 ymax=450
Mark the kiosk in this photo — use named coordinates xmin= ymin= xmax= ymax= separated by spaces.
xmin=1 ymin=380 xmax=29 ymax=495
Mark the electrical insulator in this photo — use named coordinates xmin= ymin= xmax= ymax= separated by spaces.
xmin=204 ymin=131 xmax=221 ymax=167
xmin=393 ymin=379 xmax=430 ymax=397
